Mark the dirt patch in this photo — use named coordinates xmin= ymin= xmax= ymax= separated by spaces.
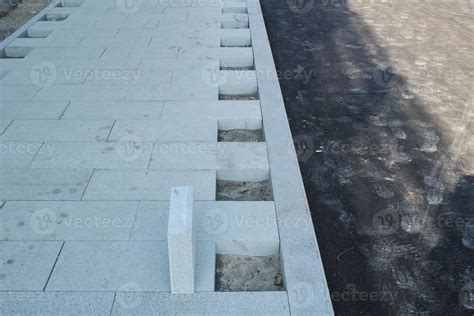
xmin=0 ymin=0 xmax=52 ymax=42
xmin=261 ymin=0 xmax=474 ymax=314
xmin=218 ymin=94 xmax=258 ymax=100
xmin=216 ymin=180 xmax=273 ymax=201
xmin=220 ymin=66 xmax=255 ymax=70
xmin=215 ymin=254 xmax=284 ymax=291
xmin=218 ymin=129 xmax=265 ymax=142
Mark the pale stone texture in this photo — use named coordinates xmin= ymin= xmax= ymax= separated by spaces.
xmin=0 ymin=292 xmax=115 ymax=316
xmin=112 ymin=292 xmax=290 ymax=315
xmin=0 ymin=169 xmax=92 ymax=201
xmin=82 ymin=170 xmax=216 ymax=201
xmin=62 ymin=101 xmax=164 ymax=120
xmin=131 ymin=201 xmax=279 ymax=256
xmin=46 ymin=241 xmax=215 ymax=292
xmin=0 ymin=120 xmax=113 ymax=142
xmin=167 ymin=186 xmax=195 ymax=294
xmin=0 ymin=241 xmax=63 ymax=291
xmin=30 ymin=142 xmax=153 ymax=169
xmin=0 ymin=142 xmax=42 ymax=168
xmin=0 ymin=201 xmax=138 ymax=241
xmin=108 ymin=119 xmax=217 ymax=142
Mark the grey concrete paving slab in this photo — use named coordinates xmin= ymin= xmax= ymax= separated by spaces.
xmin=30 ymin=142 xmax=153 ymax=169
xmin=25 ymin=47 xmax=105 ymax=59
xmin=0 ymin=85 xmax=40 ymax=101
xmin=0 ymin=292 xmax=115 ymax=316
xmin=0 ymin=201 xmax=138 ymax=241
xmin=108 ymin=119 xmax=217 ymax=142
xmin=0 ymin=101 xmax=69 ymax=120
xmin=139 ymin=57 xmax=215 ymax=71
xmin=82 ymin=170 xmax=216 ymax=201
xmin=126 ymin=82 xmax=217 ymax=101
xmin=46 ymin=241 xmax=215 ymax=292
xmin=34 ymin=84 xmax=129 ymax=101
xmin=0 ymin=169 xmax=92 ymax=201
xmin=0 ymin=142 xmax=42 ymax=168
xmin=161 ymin=101 xmax=262 ymax=129
xmin=149 ymin=142 xmax=269 ymax=181
xmin=0 ymin=120 xmax=113 ymax=142
xmin=112 ymin=292 xmax=289 ymax=315
xmin=62 ymin=101 xmax=164 ymax=120
xmin=131 ymin=201 xmax=279 ymax=256
xmin=2 ymin=68 xmax=85 ymax=85
xmin=0 ymin=241 xmax=62 ymax=291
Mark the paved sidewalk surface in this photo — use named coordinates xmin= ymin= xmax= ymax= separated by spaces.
xmin=0 ymin=0 xmax=332 ymax=314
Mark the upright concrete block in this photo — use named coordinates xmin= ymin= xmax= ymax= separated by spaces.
xmin=167 ymin=186 xmax=195 ymax=294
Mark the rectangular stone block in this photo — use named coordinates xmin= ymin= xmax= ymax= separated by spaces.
xmin=221 ymin=14 xmax=249 ymax=29
xmin=220 ymin=29 xmax=252 ymax=47
xmin=0 ymin=141 xmax=42 ymax=168
xmin=126 ymin=82 xmax=217 ymax=101
xmin=30 ymin=142 xmax=153 ymax=169
xmin=25 ymin=47 xmax=105 ymax=59
xmin=108 ymin=119 xmax=217 ymax=142
xmin=112 ymin=292 xmax=289 ymax=315
xmin=27 ymin=21 xmax=62 ymax=38
xmin=216 ymin=142 xmax=269 ymax=181
xmin=168 ymin=186 xmax=195 ymax=294
xmin=0 ymin=101 xmax=68 ymax=120
xmin=222 ymin=2 xmax=248 ymax=14
xmin=140 ymin=57 xmax=215 ymax=71
xmin=220 ymin=47 xmax=254 ymax=68
xmin=82 ymin=170 xmax=216 ymax=201
xmin=131 ymin=201 xmax=280 ymax=256
xmin=0 ymin=292 xmax=115 ymax=316
xmin=46 ymin=240 xmax=215 ymax=292
xmin=0 ymin=241 xmax=63 ymax=291
xmin=161 ymin=100 xmax=262 ymax=129
xmin=0 ymin=201 xmax=138 ymax=241
xmin=219 ymin=70 xmax=258 ymax=95
xmin=62 ymin=101 xmax=164 ymax=120
xmin=33 ymin=84 xmax=129 ymax=101
xmin=149 ymin=142 xmax=269 ymax=181
xmin=0 ymin=169 xmax=92 ymax=201
xmin=0 ymin=120 xmax=113 ymax=142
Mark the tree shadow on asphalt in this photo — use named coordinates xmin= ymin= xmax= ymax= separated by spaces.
xmin=260 ymin=0 xmax=473 ymax=315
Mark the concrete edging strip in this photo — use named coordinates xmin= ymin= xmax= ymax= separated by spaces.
xmin=247 ymin=0 xmax=334 ymax=314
